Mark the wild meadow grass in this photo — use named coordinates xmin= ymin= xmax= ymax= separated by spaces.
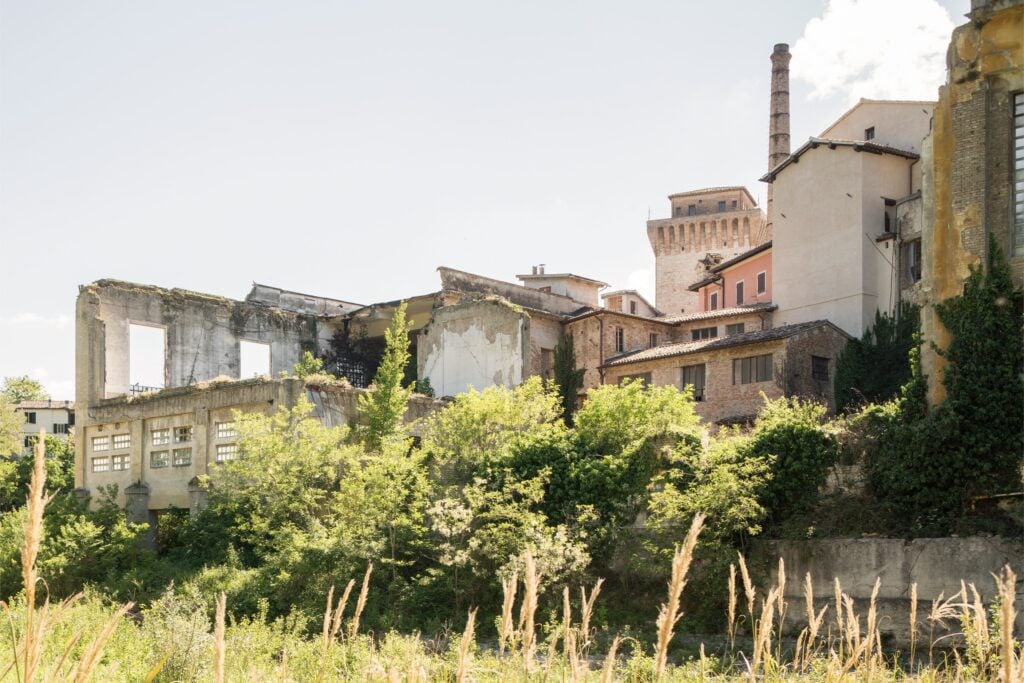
xmin=2 ymin=435 xmax=1021 ymax=681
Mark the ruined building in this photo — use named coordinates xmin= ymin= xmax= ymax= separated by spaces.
xmin=913 ymin=0 xmax=1024 ymax=404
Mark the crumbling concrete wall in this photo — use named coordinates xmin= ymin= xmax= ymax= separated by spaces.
xmin=78 ymin=377 xmax=443 ymax=510
xmin=526 ymin=312 xmax=564 ymax=382
xmin=76 ymin=280 xmax=320 ymax=405
xmin=418 ymin=298 xmax=527 ymax=397
xmin=755 ymin=537 xmax=1024 ymax=644
xmin=438 ymin=267 xmax=587 ymax=316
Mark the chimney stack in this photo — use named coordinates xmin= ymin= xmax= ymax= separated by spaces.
xmin=768 ymin=43 xmax=791 ymax=171
xmin=765 ymin=43 xmax=790 ymax=239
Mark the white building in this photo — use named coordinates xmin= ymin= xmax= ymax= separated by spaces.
xmin=13 ymin=400 xmax=75 ymax=454
xmin=763 ymin=100 xmax=935 ymax=337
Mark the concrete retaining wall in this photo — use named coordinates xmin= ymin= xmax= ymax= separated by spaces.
xmin=754 ymin=537 xmax=1024 ymax=644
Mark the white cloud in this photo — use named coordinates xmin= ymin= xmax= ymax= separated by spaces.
xmin=0 ymin=312 xmax=71 ymax=328
xmin=26 ymin=367 xmax=75 ymax=401
xmin=626 ymin=268 xmax=655 ymax=303
xmin=792 ymin=0 xmax=955 ymax=104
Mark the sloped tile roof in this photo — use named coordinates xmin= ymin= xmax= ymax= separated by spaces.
xmin=602 ymin=320 xmax=847 ymax=367
xmin=659 ymin=303 xmax=776 ymax=324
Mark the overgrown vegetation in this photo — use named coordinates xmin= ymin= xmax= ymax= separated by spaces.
xmin=834 ymin=302 xmax=919 ymax=412
xmin=4 ymin=436 xmax=1022 ymax=680
xmin=0 ymin=252 xmax=1019 ymax=678
xmin=553 ymin=333 xmax=585 ymax=424
xmin=867 ymin=237 xmax=1023 ymax=534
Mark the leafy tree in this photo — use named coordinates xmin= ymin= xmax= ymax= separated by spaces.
xmin=834 ymin=302 xmax=919 ymax=412
xmin=0 ymin=434 xmax=75 ymax=512
xmin=422 ymin=377 xmax=563 ymax=482
xmin=291 ymin=350 xmax=325 ymax=379
xmin=188 ymin=399 xmax=358 ymax=566
xmin=1 ymin=375 xmax=49 ymax=402
xmin=552 ymin=334 xmax=585 ymax=424
xmin=647 ymin=433 xmax=771 ymax=549
xmin=0 ymin=397 xmax=22 ymax=457
xmin=743 ymin=396 xmax=839 ymax=522
xmin=358 ymin=301 xmax=414 ymax=450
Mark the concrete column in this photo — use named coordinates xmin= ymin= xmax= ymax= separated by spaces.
xmin=129 ymin=419 xmax=144 ymax=482
xmin=194 ymin=406 xmax=210 ymax=476
xmin=187 ymin=477 xmax=209 ymax=516
xmin=124 ymin=482 xmax=156 ymax=548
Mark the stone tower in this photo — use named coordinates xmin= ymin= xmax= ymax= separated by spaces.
xmin=647 ymin=187 xmax=767 ymax=315
xmin=765 ymin=43 xmax=791 ymax=237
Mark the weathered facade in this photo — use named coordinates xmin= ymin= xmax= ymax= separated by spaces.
xmin=647 ymin=187 xmax=769 ymax=316
xmin=601 ymin=320 xmax=849 ymax=424
xmin=917 ymin=0 xmax=1024 ymax=404
xmin=763 ymin=100 xmax=934 ymax=338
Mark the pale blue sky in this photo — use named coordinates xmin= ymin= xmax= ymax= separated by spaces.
xmin=0 ymin=0 xmax=967 ymax=398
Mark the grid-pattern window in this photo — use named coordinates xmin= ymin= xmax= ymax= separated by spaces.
xmin=216 ymin=444 xmax=238 ymax=462
xmin=717 ymin=200 xmax=726 ymax=212
xmin=614 ymin=327 xmax=625 ymax=353
xmin=1013 ymin=92 xmax=1023 ymax=255
xmin=174 ymin=426 xmax=193 ymax=443
xmin=172 ymin=448 xmax=192 ymax=467
xmin=112 ymin=434 xmax=131 ymax=450
xmin=649 ymin=333 xmax=658 ymax=348
xmin=680 ymin=364 xmax=706 ymax=401
xmin=25 ymin=412 xmax=36 ymax=424
xmin=215 ymin=421 xmax=237 ymax=439
xmin=112 ymin=454 xmax=129 ymax=471
xmin=629 ymin=300 xmax=638 ymax=315
xmin=92 ymin=436 xmax=110 ymax=452
xmin=733 ymin=354 xmax=773 ymax=385
xmin=151 ymin=450 xmax=169 ymax=468
xmin=736 ymin=281 xmax=745 ymax=306
xmin=710 ymin=291 xmax=719 ymax=310
xmin=812 ymin=356 xmax=830 ymax=381
xmin=92 ymin=457 xmax=110 ymax=473
xmin=691 ymin=326 xmax=717 ymax=341
xmin=53 ymin=423 xmax=70 ymax=434
xmin=757 ymin=272 xmax=767 ymax=294
xmin=152 ymin=428 xmax=170 ymax=446
xmin=726 ymin=323 xmax=745 ymax=336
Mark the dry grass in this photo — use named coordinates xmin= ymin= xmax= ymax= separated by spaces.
xmin=455 ymin=607 xmax=476 ymax=682
xmin=2 ymin=475 xmax=1021 ymax=682
xmin=515 ymin=549 xmax=540 ymax=672
xmin=654 ymin=512 xmax=705 ymax=679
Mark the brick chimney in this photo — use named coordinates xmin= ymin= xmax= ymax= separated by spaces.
xmin=768 ymin=43 xmax=791 ymax=171
xmin=765 ymin=43 xmax=791 ymax=238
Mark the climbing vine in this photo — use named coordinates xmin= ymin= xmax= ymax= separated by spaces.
xmin=868 ymin=236 xmax=1023 ymax=533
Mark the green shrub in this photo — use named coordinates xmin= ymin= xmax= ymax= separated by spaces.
xmin=834 ymin=302 xmax=919 ymax=412
xmin=744 ymin=396 xmax=839 ymax=521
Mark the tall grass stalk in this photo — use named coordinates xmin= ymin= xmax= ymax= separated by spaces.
xmin=214 ymin=591 xmax=226 ymax=683
xmin=349 ymin=562 xmax=373 ymax=639
xmin=518 ymin=550 xmax=539 ymax=671
xmin=727 ymin=563 xmax=738 ymax=646
xmin=910 ymin=581 xmax=919 ymax=671
xmin=498 ymin=570 xmax=518 ymax=656
xmin=455 ymin=608 xmax=476 ymax=683
xmin=994 ymin=566 xmax=1018 ymax=683
xmin=21 ymin=430 xmax=50 ymax=682
xmin=654 ymin=512 xmax=705 ymax=679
